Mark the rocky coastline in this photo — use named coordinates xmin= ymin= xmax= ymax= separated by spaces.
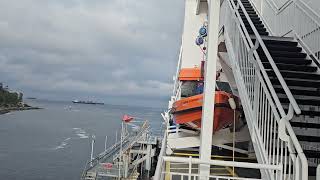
xmin=0 ymin=104 xmax=42 ymax=115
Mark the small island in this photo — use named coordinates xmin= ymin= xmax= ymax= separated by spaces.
xmin=0 ymin=83 xmax=41 ymax=115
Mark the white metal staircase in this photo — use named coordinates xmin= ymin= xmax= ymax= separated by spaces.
xmin=154 ymin=0 xmax=320 ymax=179
xmin=221 ymin=0 xmax=320 ymax=178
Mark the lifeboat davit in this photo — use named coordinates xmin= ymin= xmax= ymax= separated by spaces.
xmin=171 ymin=91 xmax=241 ymax=132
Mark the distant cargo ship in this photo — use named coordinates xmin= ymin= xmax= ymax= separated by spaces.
xmin=72 ymin=100 xmax=104 ymax=105
xmin=26 ymin=97 xmax=37 ymax=100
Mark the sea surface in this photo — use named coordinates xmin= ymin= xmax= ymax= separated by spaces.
xmin=0 ymin=99 xmax=164 ymax=180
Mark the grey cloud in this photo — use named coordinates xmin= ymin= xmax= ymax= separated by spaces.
xmin=0 ymin=0 xmax=184 ymax=107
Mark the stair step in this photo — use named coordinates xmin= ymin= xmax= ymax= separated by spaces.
xmin=243 ymin=19 xmax=262 ymax=25
xmin=239 ymin=12 xmax=258 ymax=18
xmin=241 ymin=15 xmax=261 ymax=21
xmin=304 ymin=150 xmax=320 ymax=158
xmin=260 ymin=57 xmax=312 ymax=65
xmin=247 ymin=30 xmax=268 ymax=36
xmin=261 ymin=44 xmax=302 ymax=52
xmin=287 ymin=79 xmax=320 ymax=88
xmin=241 ymin=2 xmax=252 ymax=5
xmin=246 ymin=26 xmax=266 ymax=33
xmin=276 ymin=88 xmax=320 ymax=97
xmin=239 ymin=9 xmax=256 ymax=14
xmin=271 ymin=78 xmax=320 ymax=88
xmin=267 ymin=71 xmax=320 ymax=80
xmin=244 ymin=22 xmax=264 ymax=28
xmin=280 ymin=97 xmax=320 ymax=106
xmin=292 ymin=109 xmax=320 ymax=117
xmin=297 ymin=135 xmax=320 ymax=142
xmin=291 ymin=122 xmax=320 ymax=129
xmin=259 ymin=50 xmax=307 ymax=58
xmin=255 ymin=39 xmax=298 ymax=47
xmin=263 ymin=63 xmax=317 ymax=72
xmin=241 ymin=4 xmax=254 ymax=8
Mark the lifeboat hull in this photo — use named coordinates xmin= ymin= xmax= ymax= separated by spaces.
xmin=172 ymin=91 xmax=240 ymax=132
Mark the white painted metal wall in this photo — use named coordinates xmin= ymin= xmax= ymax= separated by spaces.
xmin=180 ymin=0 xmax=208 ymax=68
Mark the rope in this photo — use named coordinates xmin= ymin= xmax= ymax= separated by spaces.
xmin=232 ymin=109 xmax=236 ymax=176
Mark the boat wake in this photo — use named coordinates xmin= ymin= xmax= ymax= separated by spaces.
xmin=53 ymin=137 xmax=71 ymax=150
xmin=73 ymin=128 xmax=89 ymax=139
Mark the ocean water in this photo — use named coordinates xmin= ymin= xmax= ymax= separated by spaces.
xmin=0 ymin=99 xmax=164 ymax=180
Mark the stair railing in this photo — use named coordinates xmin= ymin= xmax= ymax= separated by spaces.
xmin=221 ymin=0 xmax=308 ymax=179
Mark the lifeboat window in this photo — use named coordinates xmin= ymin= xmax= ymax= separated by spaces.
xmin=216 ymin=81 xmax=232 ymax=94
xmin=181 ymin=81 xmax=203 ymax=97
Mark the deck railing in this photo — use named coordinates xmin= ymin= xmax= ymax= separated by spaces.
xmin=160 ymin=156 xmax=282 ymax=180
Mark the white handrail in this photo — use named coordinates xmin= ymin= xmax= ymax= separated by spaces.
xmin=162 ymin=156 xmax=282 ymax=170
xmin=231 ymin=0 xmax=301 ymax=115
xmin=153 ymin=131 xmax=167 ymax=180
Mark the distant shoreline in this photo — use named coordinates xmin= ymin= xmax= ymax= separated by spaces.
xmin=0 ymin=106 xmax=42 ymax=115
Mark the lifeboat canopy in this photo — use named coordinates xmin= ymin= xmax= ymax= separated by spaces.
xmin=178 ymin=67 xmax=203 ymax=81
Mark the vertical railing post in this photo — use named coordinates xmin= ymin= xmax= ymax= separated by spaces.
xmin=189 ymin=156 xmax=192 ymax=180
xmin=199 ymin=0 xmax=220 ymax=179
xmin=90 ymin=135 xmax=95 ymax=167
xmin=317 ymin=164 xmax=320 ymax=180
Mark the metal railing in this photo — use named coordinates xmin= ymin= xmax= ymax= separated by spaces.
xmin=160 ymin=156 xmax=282 ymax=180
xmin=81 ymin=121 xmax=149 ymax=179
xmin=250 ymin=0 xmax=320 ymax=60
xmin=221 ymin=0 xmax=308 ymax=179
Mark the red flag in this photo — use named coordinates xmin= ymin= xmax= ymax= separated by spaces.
xmin=122 ymin=114 xmax=134 ymax=123
xmin=102 ymin=163 xmax=113 ymax=169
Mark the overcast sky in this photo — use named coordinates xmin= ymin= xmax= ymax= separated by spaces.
xmin=0 ymin=0 xmax=185 ymax=108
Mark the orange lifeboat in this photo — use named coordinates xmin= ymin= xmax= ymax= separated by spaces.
xmin=171 ymin=91 xmax=241 ymax=133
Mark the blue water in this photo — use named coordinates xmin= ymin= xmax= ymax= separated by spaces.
xmin=0 ymin=99 xmax=164 ymax=180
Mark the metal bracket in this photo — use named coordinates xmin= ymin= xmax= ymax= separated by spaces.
xmin=278 ymin=104 xmax=294 ymax=142
xmin=248 ymin=39 xmax=260 ymax=68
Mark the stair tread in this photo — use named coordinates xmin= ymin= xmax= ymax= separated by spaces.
xmin=247 ymin=27 xmax=266 ymax=31
xmin=297 ymin=134 xmax=320 ymax=142
xmin=239 ymin=9 xmax=256 ymax=12
xmin=263 ymin=63 xmax=317 ymax=72
xmin=248 ymin=31 xmax=268 ymax=35
xmin=273 ymin=79 xmax=320 ymax=88
xmin=304 ymin=149 xmax=320 ymax=158
xmin=280 ymin=97 xmax=320 ymax=106
xmin=244 ymin=22 xmax=264 ymax=28
xmin=259 ymin=50 xmax=307 ymax=58
xmin=252 ymin=39 xmax=298 ymax=46
xmin=291 ymin=122 xmax=320 ymax=129
xmin=261 ymin=44 xmax=302 ymax=52
xmin=239 ymin=12 xmax=258 ymax=17
xmin=242 ymin=19 xmax=262 ymax=24
xmin=267 ymin=70 xmax=320 ymax=80
xmin=260 ymin=57 xmax=312 ymax=65
xmin=241 ymin=15 xmax=260 ymax=21
xmin=277 ymin=88 xmax=320 ymax=97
